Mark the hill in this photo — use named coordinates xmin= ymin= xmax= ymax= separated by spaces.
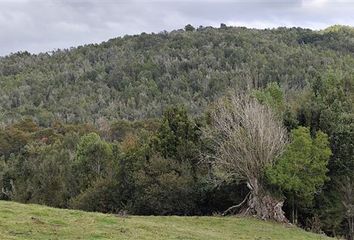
xmin=0 ymin=25 xmax=353 ymax=239
xmin=1 ymin=25 xmax=354 ymax=124
xmin=0 ymin=201 xmax=331 ymax=240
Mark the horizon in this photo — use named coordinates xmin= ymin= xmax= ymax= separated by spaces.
xmin=1 ymin=0 xmax=354 ymax=57
xmin=1 ymin=23 xmax=349 ymax=57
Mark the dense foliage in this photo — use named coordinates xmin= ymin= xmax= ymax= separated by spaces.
xmin=0 ymin=25 xmax=353 ymax=238
xmin=1 ymin=25 xmax=354 ymax=123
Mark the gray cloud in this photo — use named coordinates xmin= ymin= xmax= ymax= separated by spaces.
xmin=1 ymin=0 xmax=354 ymax=56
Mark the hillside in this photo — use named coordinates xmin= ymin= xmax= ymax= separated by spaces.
xmin=1 ymin=25 xmax=354 ymax=123
xmin=0 ymin=201 xmax=331 ymax=240
xmin=0 ymin=25 xmax=353 ymax=239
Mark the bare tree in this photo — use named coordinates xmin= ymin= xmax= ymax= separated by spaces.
xmin=206 ymin=93 xmax=288 ymax=222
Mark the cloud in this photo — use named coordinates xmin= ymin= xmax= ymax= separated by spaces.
xmin=0 ymin=0 xmax=354 ymax=56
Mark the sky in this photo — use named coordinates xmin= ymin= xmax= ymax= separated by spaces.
xmin=0 ymin=0 xmax=354 ymax=56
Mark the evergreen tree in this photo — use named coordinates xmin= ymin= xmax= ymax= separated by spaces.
xmin=267 ymin=127 xmax=331 ymax=223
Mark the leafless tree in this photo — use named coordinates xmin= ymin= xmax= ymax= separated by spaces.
xmin=205 ymin=93 xmax=288 ymax=222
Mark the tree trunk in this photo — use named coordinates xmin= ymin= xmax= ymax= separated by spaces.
xmin=244 ymin=178 xmax=288 ymax=223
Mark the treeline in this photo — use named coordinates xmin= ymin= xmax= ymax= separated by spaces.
xmin=0 ymin=108 xmax=221 ymax=215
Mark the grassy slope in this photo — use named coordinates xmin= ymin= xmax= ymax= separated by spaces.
xmin=0 ymin=201 xmax=331 ymax=240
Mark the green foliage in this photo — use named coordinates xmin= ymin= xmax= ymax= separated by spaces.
xmin=0 ymin=127 xmax=29 ymax=159
xmin=133 ymin=154 xmax=198 ymax=215
xmin=129 ymin=106 xmax=206 ymax=215
xmin=299 ymin=70 xmax=353 ymax=135
xmin=74 ymin=133 xmax=113 ymax=190
xmin=69 ymin=177 xmax=121 ymax=213
xmin=330 ymin=117 xmax=354 ymax=177
xmin=1 ymin=26 xmax=354 ymax=123
xmin=267 ymin=127 xmax=331 ymax=204
xmin=253 ymin=82 xmax=285 ymax=113
xmin=109 ymin=119 xmax=159 ymax=142
xmin=294 ymin=70 xmax=353 ymax=235
xmin=154 ymin=106 xmax=200 ymax=164
xmin=253 ymin=82 xmax=299 ymax=130
xmin=4 ymin=138 xmax=77 ymax=207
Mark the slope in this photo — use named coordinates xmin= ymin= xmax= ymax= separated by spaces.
xmin=0 ymin=201 xmax=331 ymax=240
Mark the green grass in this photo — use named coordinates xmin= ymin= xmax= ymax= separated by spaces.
xmin=0 ymin=201 xmax=331 ymax=240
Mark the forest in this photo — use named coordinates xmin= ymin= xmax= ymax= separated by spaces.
xmin=0 ymin=24 xmax=353 ymax=239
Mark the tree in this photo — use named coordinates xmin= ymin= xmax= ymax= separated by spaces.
xmin=74 ymin=133 xmax=113 ymax=190
xmin=252 ymin=82 xmax=285 ymax=114
xmin=133 ymin=154 xmax=197 ymax=215
xmin=297 ymin=71 xmax=353 ymax=235
xmin=220 ymin=23 xmax=227 ymax=29
xmin=69 ymin=177 xmax=121 ymax=213
xmin=184 ymin=24 xmax=195 ymax=32
xmin=154 ymin=106 xmax=200 ymax=166
xmin=266 ymin=127 xmax=331 ymax=223
xmin=0 ymin=127 xmax=30 ymax=159
xmin=206 ymin=93 xmax=288 ymax=221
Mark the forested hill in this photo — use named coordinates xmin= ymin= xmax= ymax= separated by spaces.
xmin=1 ymin=25 xmax=354 ymax=124
xmin=0 ymin=25 xmax=353 ymax=238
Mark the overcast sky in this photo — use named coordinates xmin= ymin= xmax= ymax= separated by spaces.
xmin=0 ymin=0 xmax=354 ymax=56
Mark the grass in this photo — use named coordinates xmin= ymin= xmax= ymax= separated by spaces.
xmin=0 ymin=201 xmax=332 ymax=240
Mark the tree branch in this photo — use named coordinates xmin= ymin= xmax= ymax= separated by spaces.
xmin=222 ymin=191 xmax=251 ymax=216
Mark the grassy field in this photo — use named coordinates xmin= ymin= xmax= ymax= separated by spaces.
xmin=0 ymin=201 xmax=332 ymax=240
